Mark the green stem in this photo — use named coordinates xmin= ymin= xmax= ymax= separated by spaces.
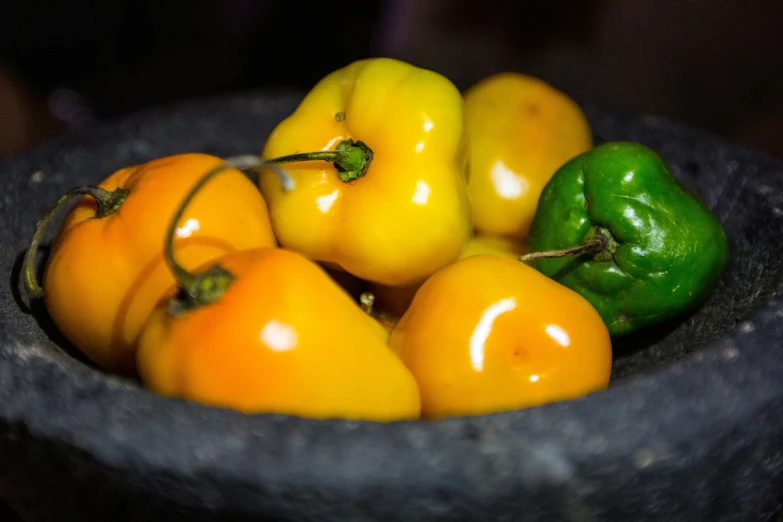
xmin=270 ymin=151 xmax=344 ymax=164
xmin=22 ymin=186 xmax=129 ymax=300
xmin=164 ymin=163 xmax=234 ymax=311
xmin=520 ymin=231 xmax=609 ymax=263
xmin=266 ymin=139 xmax=374 ymax=183
xmin=163 ymin=159 xmax=294 ymax=315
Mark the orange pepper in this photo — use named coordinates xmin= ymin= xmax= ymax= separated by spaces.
xmin=138 ymin=248 xmax=420 ymax=420
xmin=22 ymin=153 xmax=276 ymax=374
xmin=390 ymin=255 xmax=611 ymax=418
xmin=137 ymin=165 xmax=420 ymax=421
xmin=465 ymin=73 xmax=592 ymax=239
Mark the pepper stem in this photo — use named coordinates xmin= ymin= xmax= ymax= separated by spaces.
xmin=164 ymin=160 xmax=291 ymax=315
xmin=22 ymin=185 xmax=129 ymax=300
xmin=358 ymin=292 xmax=400 ymax=332
xmin=359 ymin=292 xmax=375 ymax=314
xmin=227 ymin=155 xmax=296 ymax=191
xmin=265 ymin=139 xmax=374 ymax=183
xmin=520 ymin=228 xmax=614 ymax=263
xmin=164 ymin=163 xmax=235 ymax=313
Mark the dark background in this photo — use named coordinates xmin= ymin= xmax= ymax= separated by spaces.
xmin=2 ymin=1 xmax=783 ymax=159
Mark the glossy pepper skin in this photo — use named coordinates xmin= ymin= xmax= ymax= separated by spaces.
xmin=42 ymin=154 xmax=276 ymax=374
xmin=390 ymin=255 xmax=611 ymax=418
xmin=369 ymin=234 xmax=527 ymax=318
xmin=259 ymin=58 xmax=472 ymax=286
xmin=464 ymin=73 xmax=592 ymax=239
xmin=137 ymin=248 xmax=421 ymax=421
xmin=527 ymin=142 xmax=729 ymax=335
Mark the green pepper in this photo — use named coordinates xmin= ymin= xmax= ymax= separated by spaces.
xmin=525 ymin=141 xmax=729 ymax=336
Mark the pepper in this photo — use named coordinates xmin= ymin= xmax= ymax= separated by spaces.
xmin=258 ymin=58 xmax=472 ymax=286
xmin=368 ymin=234 xmax=528 ymax=318
xmin=22 ymin=154 xmax=277 ymax=374
xmin=137 ymin=165 xmax=420 ymax=421
xmin=464 ymin=72 xmax=592 ymax=240
xmin=525 ymin=142 xmax=729 ymax=335
xmin=461 ymin=234 xmax=529 ymax=259
xmin=390 ymin=255 xmax=611 ymax=418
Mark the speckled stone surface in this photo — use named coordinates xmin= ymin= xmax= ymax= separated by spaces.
xmin=1 ymin=93 xmax=782 ymax=521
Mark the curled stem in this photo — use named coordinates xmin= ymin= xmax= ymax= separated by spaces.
xmin=165 ymin=160 xmax=291 ymax=314
xmin=164 ymin=163 xmax=234 ymax=296
xmin=22 ymin=185 xmax=129 ymax=301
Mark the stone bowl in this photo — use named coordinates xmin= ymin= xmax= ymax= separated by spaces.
xmin=1 ymin=93 xmax=782 ymax=522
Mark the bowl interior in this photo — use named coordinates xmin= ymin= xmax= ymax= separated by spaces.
xmin=2 ymin=94 xmax=782 ymax=389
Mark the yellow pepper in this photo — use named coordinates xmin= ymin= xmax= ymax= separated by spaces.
xmin=259 ymin=58 xmax=472 ymax=287
xmin=465 ymin=73 xmax=592 ymax=240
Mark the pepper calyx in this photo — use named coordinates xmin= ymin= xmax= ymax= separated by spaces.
xmin=22 ymin=185 xmax=130 ymax=301
xmin=95 ymin=187 xmax=130 ymax=218
xmin=333 ymin=139 xmax=373 ymax=183
xmin=265 ymin=140 xmax=374 ymax=184
xmin=168 ymin=265 xmax=234 ymax=316
xmin=584 ymin=226 xmax=618 ymax=262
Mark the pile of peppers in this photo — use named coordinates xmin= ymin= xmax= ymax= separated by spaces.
xmin=22 ymin=59 xmax=728 ymax=421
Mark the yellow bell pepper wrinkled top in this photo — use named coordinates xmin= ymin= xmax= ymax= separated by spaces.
xmin=260 ymin=58 xmax=472 ymax=287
